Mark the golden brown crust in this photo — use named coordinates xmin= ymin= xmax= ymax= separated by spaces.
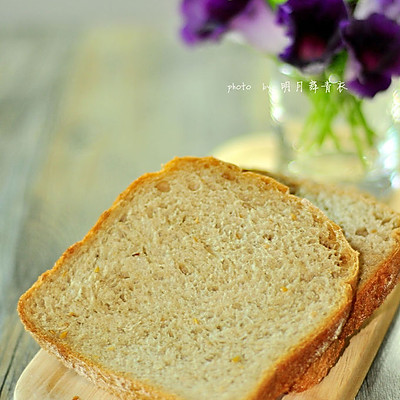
xmin=289 ymin=338 xmax=347 ymax=392
xmin=343 ymin=231 xmax=400 ymax=336
xmin=18 ymin=156 xmax=358 ymax=400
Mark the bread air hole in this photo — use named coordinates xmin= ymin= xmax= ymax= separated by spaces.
xmin=319 ymin=235 xmax=335 ymax=250
xmin=188 ymin=181 xmax=200 ymax=191
xmin=146 ymin=207 xmax=154 ymax=218
xmin=178 ymin=264 xmax=190 ymax=275
xmin=373 ymin=212 xmax=392 ymax=225
xmin=355 ymin=227 xmax=368 ymax=237
xmin=263 ymin=233 xmax=274 ymax=241
xmin=221 ymin=171 xmax=235 ymax=181
xmin=155 ymin=181 xmax=170 ymax=192
xmin=339 ymin=253 xmax=350 ymax=265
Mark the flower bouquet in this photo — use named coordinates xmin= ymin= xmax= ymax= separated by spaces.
xmin=179 ymin=0 xmax=400 ymax=192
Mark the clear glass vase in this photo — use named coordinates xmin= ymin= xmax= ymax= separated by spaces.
xmin=267 ymin=64 xmax=400 ymax=198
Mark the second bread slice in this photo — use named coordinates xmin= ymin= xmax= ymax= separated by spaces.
xmin=18 ymin=157 xmax=358 ymax=400
xmin=254 ymin=171 xmax=400 ymax=391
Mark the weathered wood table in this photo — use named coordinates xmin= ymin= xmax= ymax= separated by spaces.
xmin=0 ymin=25 xmax=399 ymax=400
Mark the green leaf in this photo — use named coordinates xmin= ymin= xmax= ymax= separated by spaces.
xmin=266 ymin=0 xmax=286 ymax=9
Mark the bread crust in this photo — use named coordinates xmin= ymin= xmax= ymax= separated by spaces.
xmin=18 ymin=157 xmax=359 ymax=400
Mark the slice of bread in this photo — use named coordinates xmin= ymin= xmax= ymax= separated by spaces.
xmin=254 ymin=170 xmax=400 ymax=391
xmin=18 ymin=157 xmax=359 ymax=400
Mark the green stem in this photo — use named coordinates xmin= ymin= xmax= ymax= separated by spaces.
xmin=278 ymin=65 xmax=377 ymax=167
xmin=316 ymin=92 xmax=338 ymax=148
xmin=344 ymin=96 xmax=368 ymax=167
xmin=301 ymin=86 xmax=339 ymax=151
xmin=350 ymin=124 xmax=368 ymax=168
xmin=352 ymin=98 xmax=376 ymax=146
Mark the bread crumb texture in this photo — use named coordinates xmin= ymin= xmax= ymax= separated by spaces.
xmin=19 ymin=157 xmax=358 ymax=400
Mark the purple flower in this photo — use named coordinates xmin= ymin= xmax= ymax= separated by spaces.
xmin=180 ymin=0 xmax=287 ymax=52
xmin=341 ymin=13 xmax=400 ymax=97
xmin=277 ymin=0 xmax=349 ymax=71
xmin=181 ymin=0 xmax=253 ymax=44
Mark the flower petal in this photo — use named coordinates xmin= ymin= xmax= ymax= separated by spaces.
xmin=342 ymin=13 xmax=400 ymax=96
xmin=180 ymin=0 xmax=252 ymax=45
xmin=230 ymin=0 xmax=288 ymax=53
xmin=347 ymin=73 xmax=392 ymax=98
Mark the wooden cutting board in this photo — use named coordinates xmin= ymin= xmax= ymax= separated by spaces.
xmin=14 ymin=283 xmax=400 ymax=400
xmin=14 ymin=138 xmax=400 ymax=399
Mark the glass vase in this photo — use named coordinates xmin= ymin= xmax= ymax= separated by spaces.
xmin=267 ymin=64 xmax=400 ymax=199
